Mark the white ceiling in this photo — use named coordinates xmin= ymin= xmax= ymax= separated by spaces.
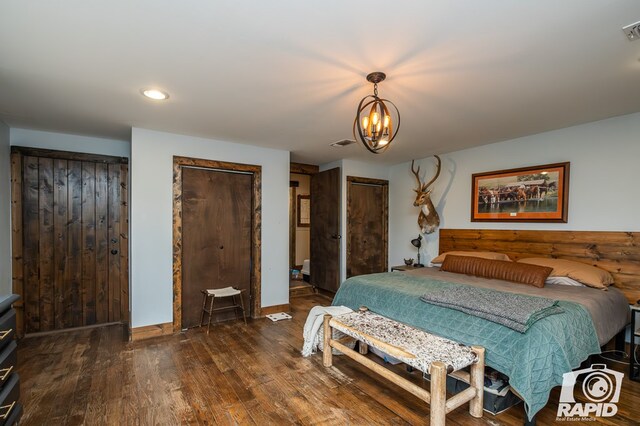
xmin=1 ymin=1 xmax=639 ymax=165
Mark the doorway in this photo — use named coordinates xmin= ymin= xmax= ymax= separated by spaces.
xmin=173 ymin=156 xmax=261 ymax=332
xmin=11 ymin=147 xmax=129 ymax=337
xmin=289 ymin=163 xmax=318 ymax=297
xmin=346 ymin=176 xmax=388 ymax=278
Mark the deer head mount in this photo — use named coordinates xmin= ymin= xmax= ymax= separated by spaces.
xmin=411 ymin=155 xmax=441 ymax=234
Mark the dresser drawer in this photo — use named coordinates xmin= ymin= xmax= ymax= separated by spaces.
xmin=0 ymin=310 xmax=15 ymax=353
xmin=0 ymin=342 xmax=16 ymax=388
xmin=0 ymin=373 xmax=19 ymax=426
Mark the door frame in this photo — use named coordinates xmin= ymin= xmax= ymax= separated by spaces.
xmin=346 ymin=176 xmax=389 ymax=278
xmin=10 ymin=146 xmax=130 ymax=338
xmin=289 ymin=182 xmax=297 ymax=268
xmin=172 ymin=156 xmax=262 ymax=332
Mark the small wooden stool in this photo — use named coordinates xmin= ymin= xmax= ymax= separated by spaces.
xmin=200 ymin=287 xmax=247 ymax=334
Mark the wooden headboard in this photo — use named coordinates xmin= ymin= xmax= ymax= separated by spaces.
xmin=439 ymin=229 xmax=640 ymax=304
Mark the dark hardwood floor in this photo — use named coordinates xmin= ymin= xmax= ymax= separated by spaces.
xmin=18 ymin=295 xmax=640 ymax=425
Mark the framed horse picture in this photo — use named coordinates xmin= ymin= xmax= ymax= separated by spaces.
xmin=471 ymin=162 xmax=570 ymax=222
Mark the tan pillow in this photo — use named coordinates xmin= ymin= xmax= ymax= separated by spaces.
xmin=432 ymin=251 xmax=511 ymax=264
xmin=441 ymin=255 xmax=553 ymax=288
xmin=517 ymin=258 xmax=614 ymax=289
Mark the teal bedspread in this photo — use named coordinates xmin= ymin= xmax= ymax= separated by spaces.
xmin=332 ymin=272 xmax=601 ymax=420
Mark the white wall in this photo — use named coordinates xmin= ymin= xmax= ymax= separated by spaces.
xmin=319 ymin=159 xmax=392 ymax=283
xmin=389 ymin=112 xmax=640 ymax=267
xmin=10 ymin=128 xmax=130 ymax=158
xmin=0 ymin=121 xmax=10 ymax=295
xmin=131 ymin=128 xmax=289 ymax=328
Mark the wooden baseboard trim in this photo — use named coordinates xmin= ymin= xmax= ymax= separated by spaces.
xmin=261 ymin=304 xmax=290 ymax=316
xmin=24 ymin=322 xmax=124 ymax=338
xmin=131 ymin=322 xmax=173 ymax=341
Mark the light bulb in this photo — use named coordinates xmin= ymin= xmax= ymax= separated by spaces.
xmin=383 ymin=115 xmax=390 ymax=128
xmin=372 ymin=112 xmax=379 ymax=125
xmin=362 ymin=116 xmax=369 ymax=130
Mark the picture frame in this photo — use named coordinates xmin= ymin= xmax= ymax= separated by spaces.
xmin=471 ymin=162 xmax=570 ymax=222
xmin=297 ymin=194 xmax=310 ymax=227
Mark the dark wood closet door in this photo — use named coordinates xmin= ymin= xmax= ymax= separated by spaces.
xmin=346 ymin=177 xmax=388 ymax=278
xmin=181 ymin=167 xmax=252 ymax=329
xmin=310 ymin=167 xmax=341 ymax=292
xmin=12 ymin=148 xmax=128 ymax=335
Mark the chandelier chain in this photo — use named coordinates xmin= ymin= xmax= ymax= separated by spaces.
xmin=373 ymin=83 xmax=378 ymax=97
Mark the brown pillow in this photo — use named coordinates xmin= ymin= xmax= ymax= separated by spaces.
xmin=517 ymin=258 xmax=614 ymax=289
xmin=440 ymin=255 xmax=553 ymax=288
xmin=431 ymin=251 xmax=511 ymax=264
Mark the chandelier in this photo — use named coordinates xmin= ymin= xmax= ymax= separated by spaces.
xmin=353 ymin=72 xmax=401 ymax=154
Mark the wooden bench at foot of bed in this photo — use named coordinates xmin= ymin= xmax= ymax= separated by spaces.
xmin=322 ymin=308 xmax=485 ymax=426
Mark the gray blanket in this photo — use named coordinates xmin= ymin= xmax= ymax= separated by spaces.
xmin=420 ymin=284 xmax=564 ymax=332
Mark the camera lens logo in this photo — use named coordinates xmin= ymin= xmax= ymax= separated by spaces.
xmin=557 ymin=364 xmax=624 ymax=420
xmin=582 ymin=371 xmax=613 ymax=402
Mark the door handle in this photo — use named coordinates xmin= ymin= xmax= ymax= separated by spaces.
xmin=111 ymin=249 xmax=119 ymax=255
xmin=330 ymin=234 xmax=342 ymax=240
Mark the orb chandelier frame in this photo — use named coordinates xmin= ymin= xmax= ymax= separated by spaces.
xmin=353 ymin=72 xmax=401 ymax=154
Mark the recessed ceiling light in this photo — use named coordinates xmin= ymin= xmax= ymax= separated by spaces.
xmin=141 ymin=88 xmax=169 ymax=100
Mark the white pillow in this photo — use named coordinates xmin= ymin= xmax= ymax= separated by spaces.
xmin=545 ymin=276 xmax=586 ymax=287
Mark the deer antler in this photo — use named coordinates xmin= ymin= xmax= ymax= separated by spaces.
xmin=421 ymin=155 xmax=441 ymax=190
xmin=410 ymin=160 xmax=422 ymax=191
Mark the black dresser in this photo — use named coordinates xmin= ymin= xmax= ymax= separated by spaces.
xmin=0 ymin=295 xmax=21 ymax=425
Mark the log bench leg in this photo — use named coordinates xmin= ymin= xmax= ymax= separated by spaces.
xmin=323 ymin=314 xmax=333 ymax=367
xmin=357 ymin=307 xmax=369 ymax=355
xmin=469 ymin=345 xmax=485 ymax=418
xmin=429 ymin=361 xmax=447 ymax=426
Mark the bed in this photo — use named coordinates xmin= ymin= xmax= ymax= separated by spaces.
xmin=332 ymin=229 xmax=636 ymax=421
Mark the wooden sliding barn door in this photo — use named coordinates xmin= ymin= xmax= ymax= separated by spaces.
xmin=346 ymin=176 xmax=388 ymax=278
xmin=11 ymin=147 xmax=129 ymax=336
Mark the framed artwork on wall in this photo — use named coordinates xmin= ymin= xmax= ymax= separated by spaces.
xmin=471 ymin=162 xmax=570 ymax=222
xmin=297 ymin=194 xmax=310 ymax=227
